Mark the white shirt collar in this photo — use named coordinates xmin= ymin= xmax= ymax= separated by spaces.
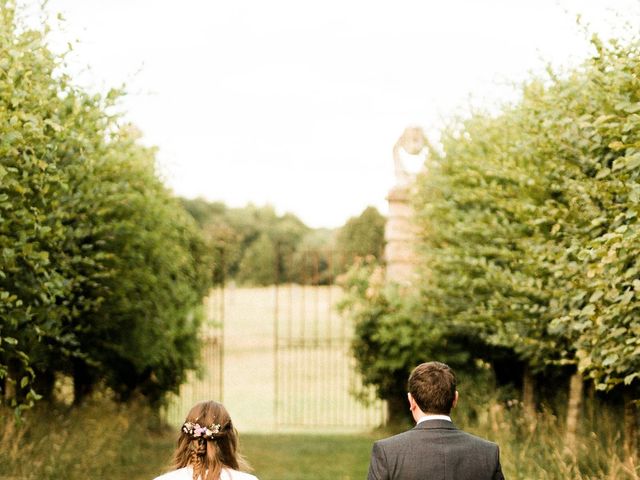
xmin=416 ymin=414 xmax=452 ymax=425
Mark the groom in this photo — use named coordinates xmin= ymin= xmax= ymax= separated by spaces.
xmin=367 ymin=361 xmax=505 ymax=480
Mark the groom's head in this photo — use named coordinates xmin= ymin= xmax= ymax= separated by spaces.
xmin=408 ymin=361 xmax=457 ymax=415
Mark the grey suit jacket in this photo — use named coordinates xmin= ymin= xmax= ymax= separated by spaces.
xmin=367 ymin=420 xmax=505 ymax=480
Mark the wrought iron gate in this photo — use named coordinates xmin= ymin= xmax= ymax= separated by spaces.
xmin=163 ymin=249 xmax=386 ymax=431
xmin=273 ymin=251 xmax=386 ymax=429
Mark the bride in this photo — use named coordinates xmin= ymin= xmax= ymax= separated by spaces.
xmin=154 ymin=401 xmax=258 ymax=480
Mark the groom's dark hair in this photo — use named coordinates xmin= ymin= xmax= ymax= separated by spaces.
xmin=408 ymin=361 xmax=457 ymax=414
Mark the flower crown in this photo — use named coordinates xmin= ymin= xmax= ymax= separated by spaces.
xmin=182 ymin=421 xmax=222 ymax=440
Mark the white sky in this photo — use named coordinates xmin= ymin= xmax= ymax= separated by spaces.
xmin=21 ymin=0 xmax=640 ymax=228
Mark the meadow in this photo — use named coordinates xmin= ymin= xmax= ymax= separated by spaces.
xmin=0 ymin=397 xmax=374 ymax=480
xmin=1 ymin=392 xmax=637 ymax=479
xmin=1 ymin=286 xmax=638 ymax=479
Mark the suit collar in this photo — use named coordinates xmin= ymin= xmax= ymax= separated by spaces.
xmin=413 ymin=419 xmax=456 ymax=430
xmin=417 ymin=414 xmax=452 ymax=424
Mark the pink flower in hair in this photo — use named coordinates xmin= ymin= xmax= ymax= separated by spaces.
xmin=181 ymin=420 xmax=222 ymax=440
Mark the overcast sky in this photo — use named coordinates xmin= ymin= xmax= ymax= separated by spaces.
xmin=24 ymin=1 xmax=639 ymax=227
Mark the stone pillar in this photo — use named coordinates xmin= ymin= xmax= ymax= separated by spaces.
xmin=385 ymin=185 xmax=418 ymax=285
xmin=384 ymin=127 xmax=424 ymax=285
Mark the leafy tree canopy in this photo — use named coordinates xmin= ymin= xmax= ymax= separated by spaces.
xmin=0 ymin=2 xmax=212 ymax=409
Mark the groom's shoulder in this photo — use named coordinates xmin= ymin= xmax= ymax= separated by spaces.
xmin=456 ymin=429 xmax=500 ymax=451
xmin=373 ymin=427 xmax=421 ymax=449
xmin=374 ymin=424 xmax=498 ymax=452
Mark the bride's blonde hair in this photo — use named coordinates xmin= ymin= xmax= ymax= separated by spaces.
xmin=171 ymin=401 xmax=248 ymax=480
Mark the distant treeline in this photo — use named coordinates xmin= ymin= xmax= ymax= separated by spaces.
xmin=180 ymin=198 xmax=386 ymax=286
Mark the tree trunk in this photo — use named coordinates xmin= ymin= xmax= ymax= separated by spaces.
xmin=386 ymin=392 xmax=412 ymax=428
xmin=72 ymin=360 xmax=94 ymax=406
xmin=3 ymin=375 xmax=15 ymax=404
xmin=32 ymin=369 xmax=55 ymax=402
xmin=623 ymin=390 xmax=638 ymax=469
xmin=587 ymin=381 xmax=596 ymax=428
xmin=565 ymin=371 xmax=583 ymax=456
xmin=522 ymin=366 xmax=536 ymax=421
xmin=489 ymin=402 xmax=504 ymax=434
xmin=4 ymin=362 xmax=17 ymax=404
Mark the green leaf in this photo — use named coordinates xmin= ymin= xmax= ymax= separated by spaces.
xmin=594 ymin=114 xmax=616 ymax=125
xmin=609 ymin=141 xmax=626 ymax=151
xmin=602 ymin=354 xmax=618 ymax=367
xmin=624 ymin=102 xmax=640 ymax=113
xmin=44 ymin=119 xmax=62 ymax=132
xmin=581 ymin=304 xmax=596 ymax=316
xmin=619 ymin=290 xmax=634 ymax=305
xmin=625 ymin=153 xmax=640 ymax=171
xmin=589 ymin=290 xmax=604 ymax=303
xmin=612 ymin=157 xmax=627 ymax=171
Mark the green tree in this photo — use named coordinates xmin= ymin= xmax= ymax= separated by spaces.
xmin=336 ymin=206 xmax=386 ymax=267
xmin=181 ymin=199 xmax=317 ymax=285
xmin=0 ymin=2 xmax=212 ymax=408
xmin=414 ymin=34 xmax=640 ymax=453
xmin=338 ymin=258 xmax=486 ymax=425
xmin=414 ymin=102 xmax=571 ymax=409
xmin=289 ymin=228 xmax=336 ymax=285
xmin=0 ymin=3 xmax=93 ymax=407
xmin=65 ymin=126 xmax=212 ymax=405
xmin=346 ymin=35 xmax=640 ymax=452
xmin=236 ymin=233 xmax=277 ymax=285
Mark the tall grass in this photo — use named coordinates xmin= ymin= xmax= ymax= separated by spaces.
xmin=1 ymin=386 xmax=637 ymax=479
xmin=0 ymin=398 xmax=175 ymax=480
xmin=460 ymin=403 xmax=636 ymax=479
xmin=449 ymin=373 xmax=639 ymax=480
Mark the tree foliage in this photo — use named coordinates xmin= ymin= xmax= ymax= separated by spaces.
xmin=417 ymin=34 xmax=640 ymax=395
xmin=0 ymin=3 xmax=212 ymax=409
xmin=338 ymin=259 xmax=481 ymax=423
xmin=336 ymin=206 xmax=386 ymax=267
xmin=345 ymin=33 xmax=640 ymax=419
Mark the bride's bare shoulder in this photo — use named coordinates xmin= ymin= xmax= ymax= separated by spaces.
xmin=223 ymin=468 xmax=259 ymax=480
xmin=153 ymin=467 xmax=191 ymax=480
xmin=154 ymin=466 xmax=258 ymax=480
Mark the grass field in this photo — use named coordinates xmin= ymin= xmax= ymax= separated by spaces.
xmin=3 ymin=286 xmax=637 ymax=479
xmin=5 ymin=398 xmax=637 ymax=480
xmin=123 ymin=431 xmax=375 ymax=480
xmin=0 ymin=399 xmax=377 ymax=480
xmin=119 ymin=431 xmax=377 ymax=480
xmin=241 ymin=433 xmax=375 ymax=480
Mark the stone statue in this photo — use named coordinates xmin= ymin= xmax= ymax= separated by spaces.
xmin=385 ymin=126 xmax=425 ymax=285
xmin=392 ymin=126 xmax=426 ymax=188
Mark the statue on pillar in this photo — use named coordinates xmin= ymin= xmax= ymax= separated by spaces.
xmin=392 ymin=126 xmax=426 ymax=189
xmin=385 ymin=126 xmax=426 ymax=285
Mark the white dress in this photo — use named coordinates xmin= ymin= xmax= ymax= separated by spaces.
xmin=154 ymin=466 xmax=258 ymax=480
